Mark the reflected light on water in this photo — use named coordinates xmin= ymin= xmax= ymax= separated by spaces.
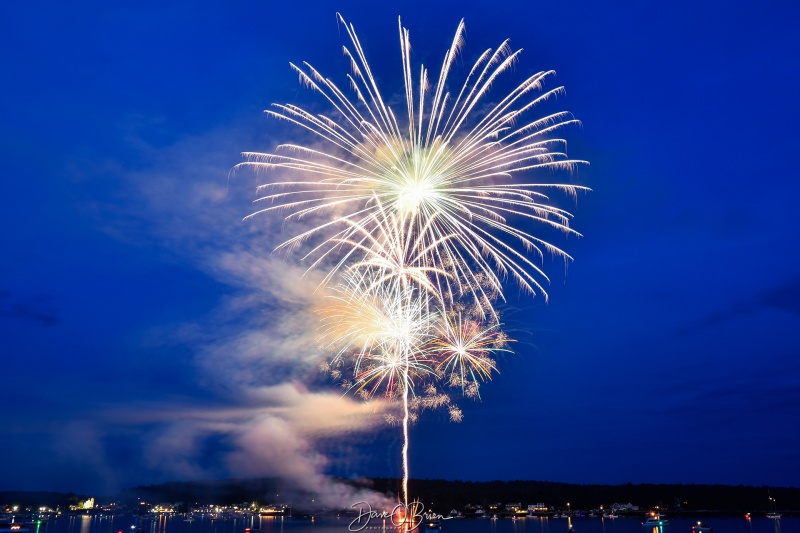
xmin=24 ymin=512 xmax=793 ymax=533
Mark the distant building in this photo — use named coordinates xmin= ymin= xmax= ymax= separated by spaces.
xmin=611 ymin=503 xmax=639 ymax=512
xmin=69 ymin=498 xmax=94 ymax=511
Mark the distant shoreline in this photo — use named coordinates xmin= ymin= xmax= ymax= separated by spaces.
xmin=2 ymin=477 xmax=799 ymax=513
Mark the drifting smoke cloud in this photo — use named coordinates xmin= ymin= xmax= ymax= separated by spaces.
xmin=78 ymin=119 xmax=397 ymax=507
xmin=120 ymin=385 xmax=393 ymax=508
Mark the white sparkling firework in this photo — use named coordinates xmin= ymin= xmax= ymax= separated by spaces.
xmin=320 ymin=270 xmax=438 ymax=399
xmin=237 ymin=13 xmax=587 ymax=309
xmin=240 ymin=14 xmax=586 ymax=519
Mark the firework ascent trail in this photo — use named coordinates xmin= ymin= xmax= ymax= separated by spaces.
xmin=236 ymin=13 xmax=587 ymax=521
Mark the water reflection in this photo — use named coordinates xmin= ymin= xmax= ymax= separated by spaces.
xmin=511 ymin=516 xmax=526 ymax=533
xmin=79 ymin=515 xmax=91 ymax=533
xmin=20 ymin=513 xmax=799 ymax=533
xmin=258 ymin=516 xmax=283 ymax=533
xmin=154 ymin=514 xmax=168 ymax=533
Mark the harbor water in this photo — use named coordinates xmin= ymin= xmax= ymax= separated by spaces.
xmin=28 ymin=514 xmax=792 ymax=533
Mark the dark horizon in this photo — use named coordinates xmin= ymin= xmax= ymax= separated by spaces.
xmin=3 ymin=477 xmax=800 ymax=514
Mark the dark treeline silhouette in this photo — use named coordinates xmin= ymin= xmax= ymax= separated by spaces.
xmin=0 ymin=491 xmax=84 ymax=509
xmin=365 ymin=479 xmax=800 ymax=514
xmin=3 ymin=479 xmax=799 ymax=513
xmin=119 ymin=478 xmax=284 ymax=507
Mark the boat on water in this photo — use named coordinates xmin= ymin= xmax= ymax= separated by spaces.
xmin=425 ymin=520 xmax=442 ymax=530
xmin=603 ymin=513 xmax=618 ymax=519
xmin=0 ymin=525 xmax=29 ymax=533
xmin=692 ymin=521 xmax=712 ymax=533
xmin=767 ymin=490 xmax=781 ymax=519
xmin=642 ymin=515 xmax=669 ymax=527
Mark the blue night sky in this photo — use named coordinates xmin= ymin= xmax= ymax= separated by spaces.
xmin=1 ymin=0 xmax=799 ymax=498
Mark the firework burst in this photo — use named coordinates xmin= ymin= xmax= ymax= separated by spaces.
xmin=237 ymin=13 xmax=587 ymax=308
xmin=433 ymin=312 xmax=509 ymax=397
xmin=240 ymin=13 xmax=586 ymax=519
xmin=320 ymin=270 xmax=438 ymax=399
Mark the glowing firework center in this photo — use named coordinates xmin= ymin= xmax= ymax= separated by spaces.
xmin=381 ymin=149 xmax=448 ymax=218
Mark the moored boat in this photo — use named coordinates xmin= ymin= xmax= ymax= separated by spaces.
xmin=767 ymin=491 xmax=781 ymax=519
xmin=0 ymin=524 xmax=29 ymax=533
xmin=642 ymin=515 xmax=669 ymax=527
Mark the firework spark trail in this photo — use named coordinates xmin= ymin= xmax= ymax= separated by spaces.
xmin=240 ymin=14 xmax=586 ymax=518
xmin=402 ymin=369 xmax=410 ymax=513
xmin=320 ymin=269 xmax=443 ymax=516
